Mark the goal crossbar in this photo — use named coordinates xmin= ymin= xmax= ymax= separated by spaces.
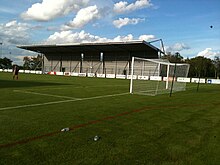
xmin=132 ymin=57 xmax=188 ymax=66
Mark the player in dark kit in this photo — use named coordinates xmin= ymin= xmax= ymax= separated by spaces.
xmin=13 ymin=65 xmax=19 ymax=80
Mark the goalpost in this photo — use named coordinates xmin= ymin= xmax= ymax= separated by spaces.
xmin=129 ymin=57 xmax=190 ymax=96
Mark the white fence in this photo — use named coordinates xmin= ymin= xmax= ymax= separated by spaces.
xmin=0 ymin=69 xmax=220 ymax=84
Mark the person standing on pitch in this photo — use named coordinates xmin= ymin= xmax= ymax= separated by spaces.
xmin=13 ymin=65 xmax=19 ymax=80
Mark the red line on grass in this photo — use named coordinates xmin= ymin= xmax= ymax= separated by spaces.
xmin=0 ymin=106 xmax=152 ymax=149
xmin=0 ymin=103 xmax=217 ymax=149
xmin=0 ymin=131 xmax=61 ymax=148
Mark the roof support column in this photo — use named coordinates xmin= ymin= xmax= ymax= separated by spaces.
xmin=101 ymin=52 xmax=105 ymax=74
xmin=42 ymin=53 xmax=44 ymax=74
xmin=129 ymin=52 xmax=131 ymax=75
xmin=60 ymin=55 xmax=62 ymax=72
xmin=70 ymin=55 xmax=72 ymax=72
xmin=115 ymin=54 xmax=117 ymax=76
xmin=51 ymin=56 xmax=53 ymax=71
xmin=80 ymin=53 xmax=84 ymax=73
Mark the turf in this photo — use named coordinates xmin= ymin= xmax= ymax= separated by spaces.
xmin=0 ymin=72 xmax=220 ymax=165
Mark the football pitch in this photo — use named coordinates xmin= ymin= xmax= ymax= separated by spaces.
xmin=0 ymin=72 xmax=220 ymax=165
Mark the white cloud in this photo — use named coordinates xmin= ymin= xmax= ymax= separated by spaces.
xmin=197 ymin=48 xmax=220 ymax=59
xmin=138 ymin=34 xmax=155 ymax=41
xmin=46 ymin=30 xmax=109 ymax=44
xmin=165 ymin=43 xmax=190 ymax=53
xmin=172 ymin=43 xmax=190 ymax=51
xmin=21 ymin=0 xmax=89 ymax=21
xmin=114 ymin=0 xmax=152 ymax=14
xmin=0 ymin=20 xmax=31 ymax=45
xmin=61 ymin=5 xmax=100 ymax=30
xmin=0 ymin=20 xmax=48 ymax=64
xmin=0 ymin=20 xmax=38 ymax=65
xmin=113 ymin=34 xmax=134 ymax=41
xmin=113 ymin=17 xmax=145 ymax=28
xmin=45 ymin=30 xmax=155 ymax=44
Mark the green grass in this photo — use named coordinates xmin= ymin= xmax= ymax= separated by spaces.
xmin=0 ymin=72 xmax=220 ymax=165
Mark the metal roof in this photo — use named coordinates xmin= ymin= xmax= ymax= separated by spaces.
xmin=17 ymin=40 xmax=163 ymax=55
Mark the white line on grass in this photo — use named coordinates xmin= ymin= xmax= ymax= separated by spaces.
xmin=79 ymin=92 xmax=129 ymax=101
xmin=0 ymin=92 xmax=129 ymax=111
xmin=13 ymin=90 xmax=77 ymax=100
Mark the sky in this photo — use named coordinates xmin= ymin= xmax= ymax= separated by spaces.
xmin=0 ymin=0 xmax=220 ymax=64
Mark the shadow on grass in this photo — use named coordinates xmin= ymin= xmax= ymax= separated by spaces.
xmin=0 ymin=80 xmax=68 ymax=89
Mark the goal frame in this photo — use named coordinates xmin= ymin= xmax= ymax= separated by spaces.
xmin=129 ymin=57 xmax=190 ymax=95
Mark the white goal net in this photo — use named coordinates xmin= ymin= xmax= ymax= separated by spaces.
xmin=129 ymin=57 xmax=190 ymax=96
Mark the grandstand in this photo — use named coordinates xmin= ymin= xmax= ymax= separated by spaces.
xmin=17 ymin=40 xmax=164 ymax=75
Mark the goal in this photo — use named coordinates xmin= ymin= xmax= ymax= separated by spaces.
xmin=129 ymin=57 xmax=190 ymax=96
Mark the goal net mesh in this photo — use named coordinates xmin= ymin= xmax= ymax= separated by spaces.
xmin=129 ymin=57 xmax=190 ymax=96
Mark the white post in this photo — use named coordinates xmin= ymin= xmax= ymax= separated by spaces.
xmin=166 ymin=64 xmax=170 ymax=89
xmin=129 ymin=57 xmax=135 ymax=94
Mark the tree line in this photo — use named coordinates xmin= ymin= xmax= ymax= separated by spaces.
xmin=0 ymin=54 xmax=42 ymax=70
xmin=0 ymin=53 xmax=220 ymax=78
xmin=163 ymin=52 xmax=220 ymax=79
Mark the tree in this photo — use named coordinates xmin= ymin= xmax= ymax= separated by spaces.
xmin=23 ymin=54 xmax=43 ymax=70
xmin=186 ymin=56 xmax=215 ymax=78
xmin=213 ymin=56 xmax=220 ymax=79
xmin=0 ymin=57 xmax=13 ymax=69
xmin=162 ymin=52 xmax=184 ymax=63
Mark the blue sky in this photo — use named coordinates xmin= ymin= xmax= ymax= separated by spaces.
xmin=0 ymin=0 xmax=219 ymax=64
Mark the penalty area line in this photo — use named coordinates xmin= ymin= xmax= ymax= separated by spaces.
xmin=0 ymin=92 xmax=129 ymax=111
